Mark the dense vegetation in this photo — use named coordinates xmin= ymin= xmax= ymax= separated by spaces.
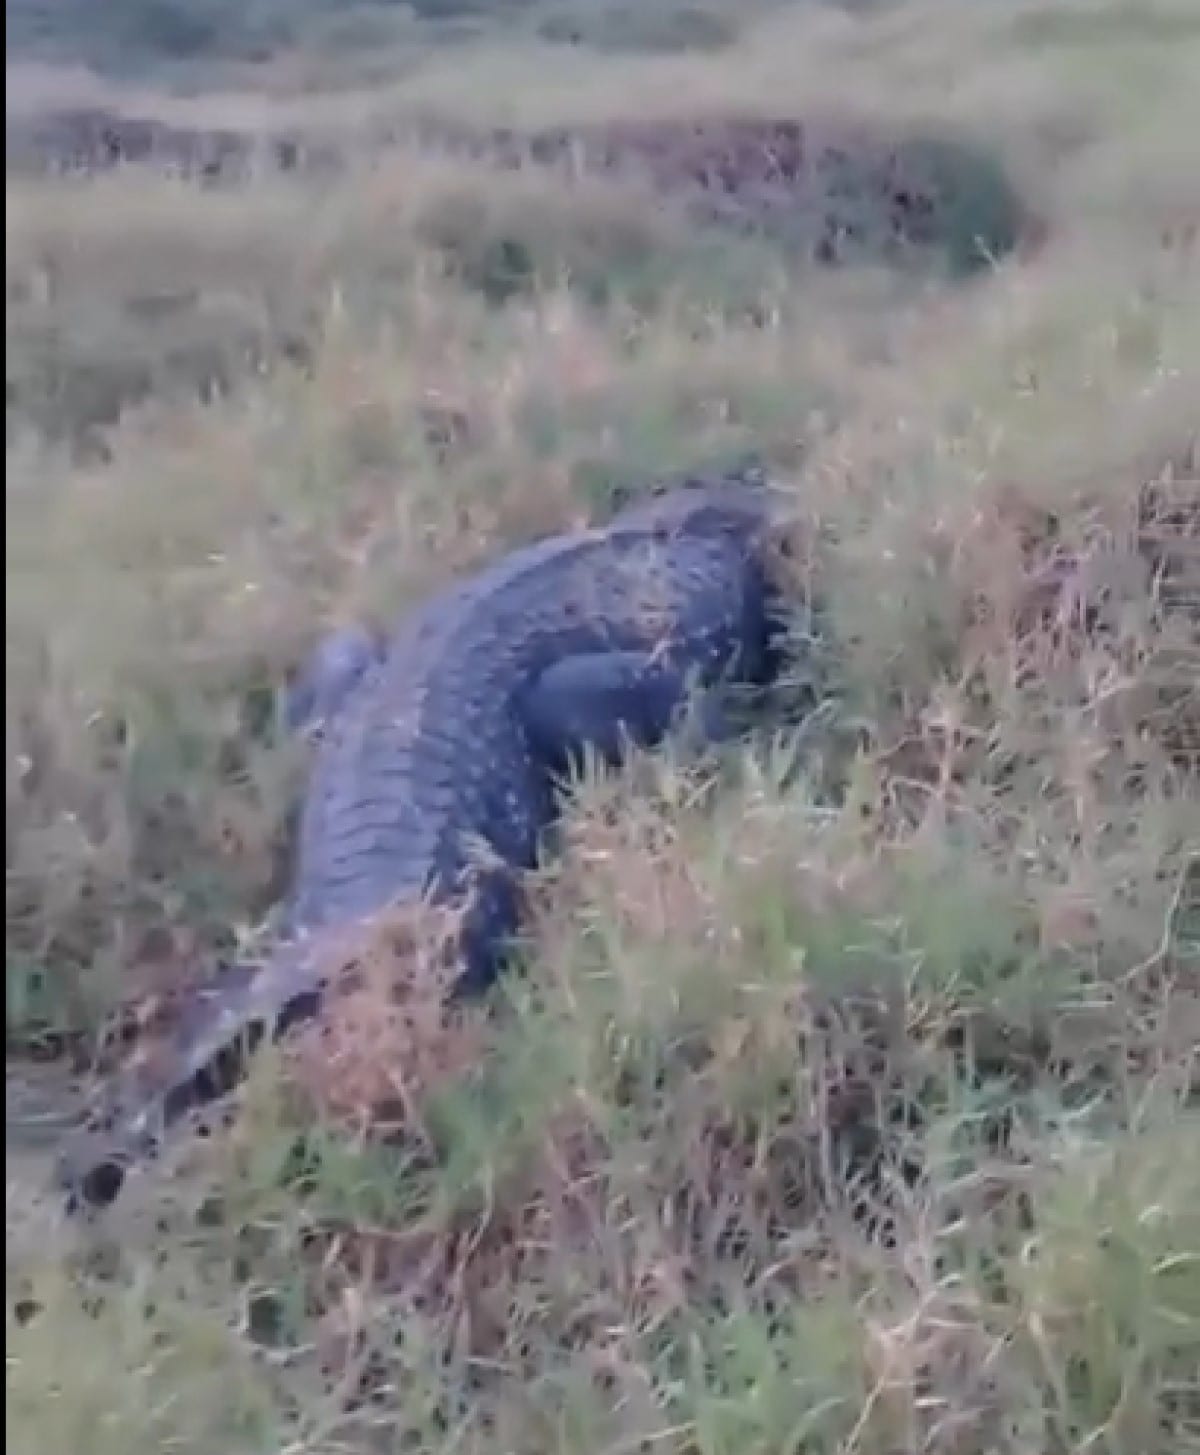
xmin=6 ymin=2 xmax=1198 ymax=1452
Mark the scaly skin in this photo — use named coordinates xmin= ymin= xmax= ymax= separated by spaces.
xmin=57 ymin=475 xmax=791 ymax=1212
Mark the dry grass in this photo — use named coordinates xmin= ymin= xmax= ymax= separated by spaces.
xmin=6 ymin=1 xmax=1200 ymax=1452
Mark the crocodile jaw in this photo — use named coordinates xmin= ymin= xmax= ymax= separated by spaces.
xmin=57 ymin=940 xmax=329 ymax=1212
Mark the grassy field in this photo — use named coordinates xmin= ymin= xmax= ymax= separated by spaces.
xmin=6 ymin=1 xmax=1199 ymax=1451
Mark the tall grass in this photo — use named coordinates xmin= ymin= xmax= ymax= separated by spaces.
xmin=6 ymin=2 xmax=1199 ymax=1451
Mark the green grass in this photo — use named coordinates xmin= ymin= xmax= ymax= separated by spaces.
xmin=6 ymin=1 xmax=1200 ymax=1451
xmin=4 ymin=0 xmax=774 ymax=87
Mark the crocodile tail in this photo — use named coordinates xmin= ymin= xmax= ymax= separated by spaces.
xmin=57 ymin=940 xmax=327 ymax=1213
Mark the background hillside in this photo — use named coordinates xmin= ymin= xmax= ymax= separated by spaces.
xmin=6 ymin=2 xmax=1198 ymax=1452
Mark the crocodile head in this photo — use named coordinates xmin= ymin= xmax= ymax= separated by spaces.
xmin=56 ymin=950 xmax=326 ymax=1216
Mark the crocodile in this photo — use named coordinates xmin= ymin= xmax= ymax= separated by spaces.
xmin=57 ymin=471 xmax=795 ymax=1212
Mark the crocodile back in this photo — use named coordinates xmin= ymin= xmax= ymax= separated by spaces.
xmin=287 ymin=511 xmax=776 ymax=939
xmin=56 ymin=476 xmax=787 ymax=1212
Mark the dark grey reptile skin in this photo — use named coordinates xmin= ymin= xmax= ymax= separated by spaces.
xmin=57 ymin=474 xmax=791 ymax=1211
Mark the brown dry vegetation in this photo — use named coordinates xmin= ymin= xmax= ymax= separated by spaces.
xmin=6 ymin=2 xmax=1200 ymax=1452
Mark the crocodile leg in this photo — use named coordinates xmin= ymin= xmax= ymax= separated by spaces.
xmin=450 ymin=865 xmax=528 ymax=999
xmin=517 ymin=649 xmax=748 ymax=774
xmin=283 ymin=623 xmax=385 ymax=736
